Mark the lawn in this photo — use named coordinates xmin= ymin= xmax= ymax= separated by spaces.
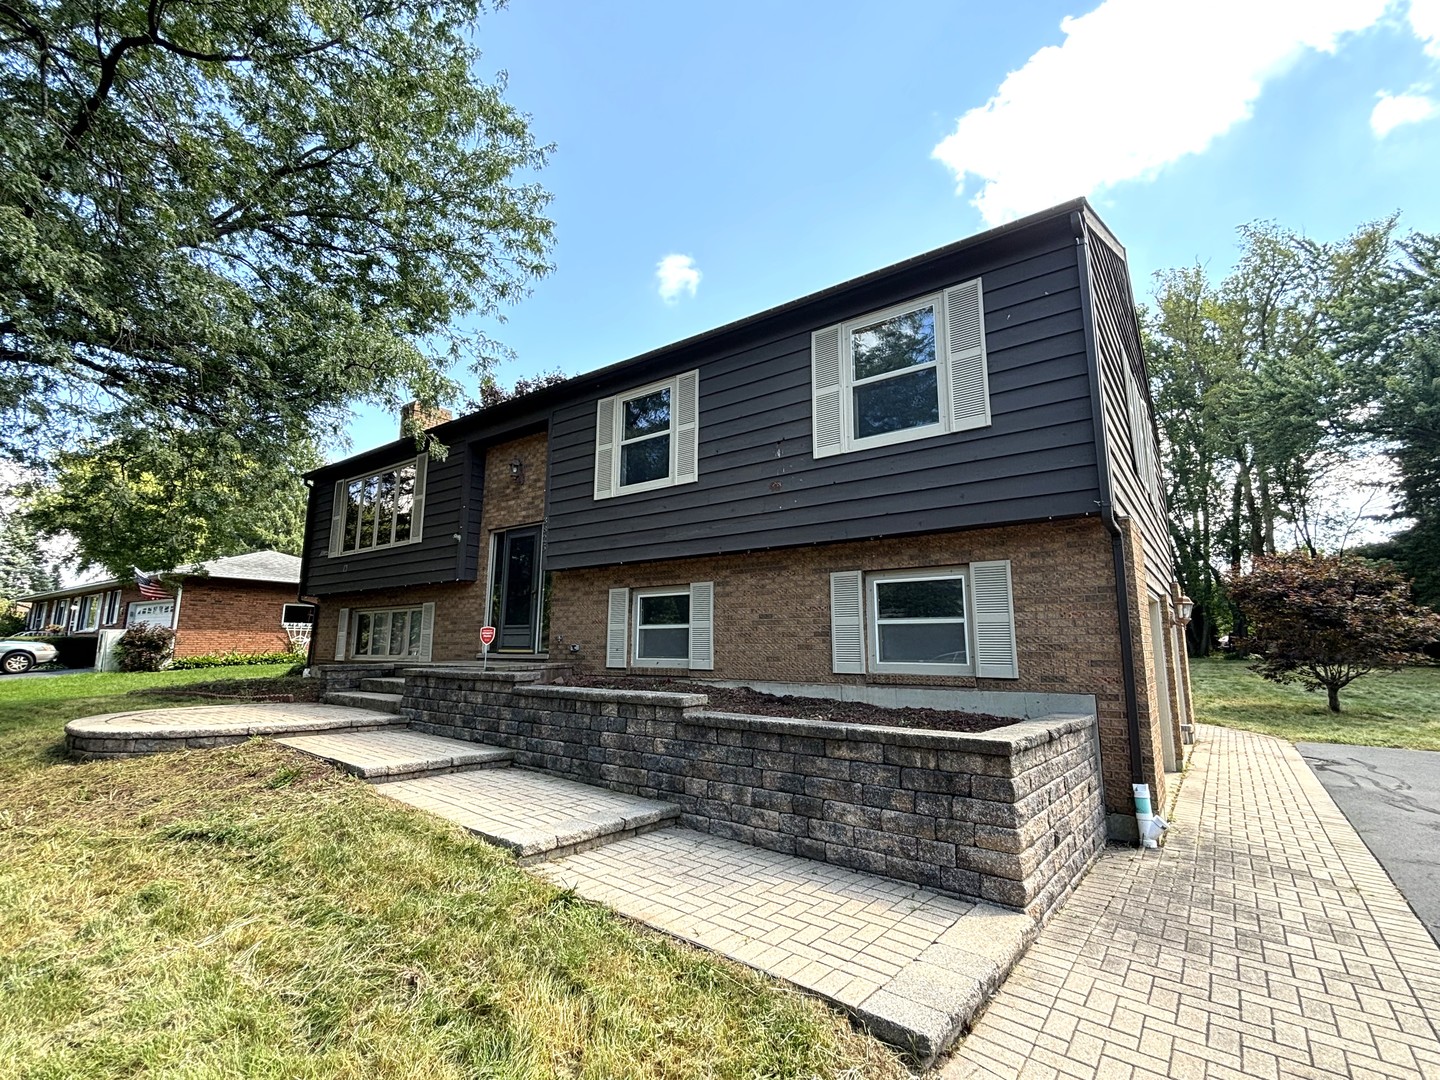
xmin=0 ymin=668 xmax=903 ymax=1080
xmin=1189 ymin=656 xmax=1440 ymax=750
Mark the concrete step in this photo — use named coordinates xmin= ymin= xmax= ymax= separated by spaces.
xmin=378 ymin=768 xmax=679 ymax=863
xmin=275 ymin=729 xmax=512 ymax=782
xmin=324 ymin=690 xmax=403 ymax=714
xmin=359 ymin=677 xmax=406 ymax=694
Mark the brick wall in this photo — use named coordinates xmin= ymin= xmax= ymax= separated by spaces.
xmin=546 ymin=517 xmax=1164 ymax=834
xmin=312 ymin=432 xmax=548 ymax=663
xmin=172 ymin=579 xmax=297 ymax=658
xmin=404 ymin=670 xmax=1106 ymax=921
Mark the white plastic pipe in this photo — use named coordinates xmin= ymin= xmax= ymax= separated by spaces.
xmin=1133 ymin=783 xmax=1158 ymax=849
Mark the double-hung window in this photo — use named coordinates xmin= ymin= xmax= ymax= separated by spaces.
xmin=593 ymin=371 xmax=700 ymax=499
xmin=328 ymin=456 xmax=428 ymax=556
xmin=77 ymin=594 xmax=100 ymax=632
xmin=811 ymin=277 xmax=990 ymax=457
xmin=352 ymin=606 xmax=424 ymax=659
xmin=634 ymin=590 xmax=691 ymax=666
xmin=605 ymin=582 xmax=714 ymax=670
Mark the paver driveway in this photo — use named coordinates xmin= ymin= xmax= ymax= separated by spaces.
xmin=943 ymin=725 xmax=1440 ymax=1079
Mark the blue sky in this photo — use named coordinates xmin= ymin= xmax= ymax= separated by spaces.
xmin=341 ymin=0 xmax=1440 ymax=454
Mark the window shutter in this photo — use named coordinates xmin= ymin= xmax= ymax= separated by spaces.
xmin=830 ymin=570 xmax=865 ymax=674
xmin=409 ymin=454 xmax=428 ymax=541
xmin=417 ymin=602 xmax=436 ymax=663
xmin=674 ymin=371 xmax=700 ymax=485
xmin=944 ymin=278 xmax=991 ymax=432
xmin=328 ymin=480 xmax=347 ymax=556
xmin=594 ymin=396 xmax=617 ymax=500
xmin=688 ymin=581 xmax=714 ymax=670
xmin=335 ymin=607 xmax=350 ymax=661
xmin=811 ymin=326 xmax=845 ymax=458
xmin=606 ymin=588 xmax=629 ymax=668
xmin=971 ymin=560 xmax=1018 ymax=679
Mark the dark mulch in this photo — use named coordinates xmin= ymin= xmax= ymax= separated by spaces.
xmin=129 ymin=676 xmax=322 ymax=704
xmin=553 ymin=675 xmax=1016 ymax=733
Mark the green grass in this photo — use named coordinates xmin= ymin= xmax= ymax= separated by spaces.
xmin=0 ymin=669 xmax=903 ymax=1080
xmin=1190 ymin=656 xmax=1440 ymax=750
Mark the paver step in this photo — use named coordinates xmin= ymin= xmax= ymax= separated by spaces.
xmin=359 ymin=677 xmax=406 ymax=694
xmin=275 ymin=729 xmax=512 ymax=782
xmin=378 ymin=768 xmax=679 ymax=862
xmin=324 ymin=690 xmax=404 ymax=714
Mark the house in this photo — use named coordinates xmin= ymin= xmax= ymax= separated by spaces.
xmin=300 ymin=198 xmax=1193 ymax=841
xmin=21 ymin=550 xmax=309 ymax=664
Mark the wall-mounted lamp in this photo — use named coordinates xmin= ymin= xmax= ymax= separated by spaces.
xmin=509 ymin=458 xmax=525 ymax=484
xmin=1175 ymin=595 xmax=1194 ymax=626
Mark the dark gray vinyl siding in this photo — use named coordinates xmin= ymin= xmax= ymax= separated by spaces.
xmin=303 ymin=449 xmax=473 ymax=596
xmin=545 ymin=227 xmax=1101 ymax=570
xmin=1086 ymin=225 xmax=1173 ymax=595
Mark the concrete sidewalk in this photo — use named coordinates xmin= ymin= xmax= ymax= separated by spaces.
xmin=944 ymin=725 xmax=1440 ymax=1079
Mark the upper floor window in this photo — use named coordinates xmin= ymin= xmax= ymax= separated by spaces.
xmin=327 ymin=455 xmax=428 ymax=557
xmin=594 ymin=371 xmax=700 ymax=499
xmin=811 ymin=278 xmax=990 ymax=458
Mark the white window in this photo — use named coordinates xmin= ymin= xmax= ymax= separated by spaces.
xmin=328 ymin=455 xmax=428 ymax=557
xmin=830 ymin=561 xmax=1018 ymax=679
xmin=605 ymin=582 xmax=713 ymax=670
xmin=77 ymin=594 xmax=100 ymax=632
xmin=351 ymin=606 xmax=427 ymax=659
xmin=811 ymin=278 xmax=989 ymax=457
xmin=102 ymin=589 xmax=121 ymax=625
xmin=594 ymin=371 xmax=699 ymax=499
xmin=1125 ymin=364 xmax=1159 ymax=496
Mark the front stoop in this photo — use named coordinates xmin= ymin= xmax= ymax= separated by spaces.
xmin=323 ymin=689 xmax=404 ymax=714
xmin=275 ymin=729 xmax=513 ymax=781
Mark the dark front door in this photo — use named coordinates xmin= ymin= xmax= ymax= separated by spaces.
xmin=494 ymin=527 xmax=540 ymax=651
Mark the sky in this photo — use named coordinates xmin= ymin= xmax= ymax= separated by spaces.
xmin=340 ymin=0 xmax=1440 ymax=456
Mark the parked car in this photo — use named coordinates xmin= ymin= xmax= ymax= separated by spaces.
xmin=0 ymin=637 xmax=60 ymax=674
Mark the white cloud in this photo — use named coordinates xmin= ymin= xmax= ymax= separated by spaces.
xmin=1370 ymin=89 xmax=1439 ymax=135
xmin=932 ymin=0 xmax=1390 ymax=225
xmin=655 ymin=254 xmax=701 ymax=304
xmin=1410 ymin=0 xmax=1440 ymax=57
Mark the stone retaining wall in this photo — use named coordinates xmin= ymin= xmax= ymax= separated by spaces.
xmin=402 ymin=670 xmax=1105 ymax=920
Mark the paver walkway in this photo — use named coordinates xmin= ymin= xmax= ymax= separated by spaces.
xmin=943 ymin=725 xmax=1440 ymax=1079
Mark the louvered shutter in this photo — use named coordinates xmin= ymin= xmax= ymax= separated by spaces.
xmin=812 ymin=326 xmax=845 ymax=457
xmin=328 ymin=480 xmax=347 ymax=556
xmin=606 ymin=588 xmax=629 ymax=668
xmin=334 ymin=607 xmax=350 ymax=661
xmin=674 ymin=371 xmax=700 ymax=485
xmin=688 ymin=581 xmax=714 ymax=670
xmin=594 ymin=396 xmax=617 ymax=499
xmin=830 ymin=570 xmax=865 ymax=674
xmin=417 ymin=602 xmax=436 ymax=663
xmin=944 ymin=279 xmax=991 ymax=432
xmin=409 ymin=455 xmax=429 ymax=541
xmin=971 ymin=560 xmax=1018 ymax=679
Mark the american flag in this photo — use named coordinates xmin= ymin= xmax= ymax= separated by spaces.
xmin=133 ymin=568 xmax=170 ymax=600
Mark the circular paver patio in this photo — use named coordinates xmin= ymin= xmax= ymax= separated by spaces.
xmin=65 ymin=702 xmax=399 ymax=759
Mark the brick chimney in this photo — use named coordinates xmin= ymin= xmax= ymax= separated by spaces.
xmin=399 ymin=401 xmax=453 ymax=439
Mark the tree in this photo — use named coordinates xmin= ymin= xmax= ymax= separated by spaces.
xmin=1226 ymin=554 xmax=1440 ymax=712
xmin=1 ymin=0 xmax=553 ymax=469
xmin=25 ymin=426 xmax=319 ymax=576
xmin=0 ymin=507 xmax=58 ymax=597
xmin=474 ymin=368 xmax=570 ymax=409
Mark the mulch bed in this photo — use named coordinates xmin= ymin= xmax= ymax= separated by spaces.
xmin=130 ymin=676 xmax=323 ymax=704
xmin=552 ymin=675 xmax=1016 ymax=733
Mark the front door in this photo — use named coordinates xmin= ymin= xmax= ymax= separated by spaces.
xmin=493 ymin=527 xmax=541 ymax=652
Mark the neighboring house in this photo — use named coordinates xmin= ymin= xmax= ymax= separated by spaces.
xmin=300 ymin=198 xmax=1193 ymax=840
xmin=21 ymin=550 xmax=307 ymax=660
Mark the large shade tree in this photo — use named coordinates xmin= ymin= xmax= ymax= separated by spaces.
xmin=1 ymin=0 xmax=553 ymax=567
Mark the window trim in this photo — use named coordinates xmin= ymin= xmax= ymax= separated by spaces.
xmin=615 ymin=379 xmax=677 ymax=496
xmin=632 ymin=587 xmax=692 ymax=668
xmin=842 ymin=294 xmax=947 ymax=453
xmin=350 ymin=605 xmax=426 ymax=660
xmin=594 ymin=370 xmax=700 ymax=500
xmin=77 ymin=594 xmax=101 ymax=633
xmin=866 ymin=566 xmax=974 ymax=677
xmin=329 ymin=455 xmax=426 ymax=557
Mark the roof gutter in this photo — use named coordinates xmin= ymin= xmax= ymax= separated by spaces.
xmin=1072 ymin=210 xmax=1144 ymax=790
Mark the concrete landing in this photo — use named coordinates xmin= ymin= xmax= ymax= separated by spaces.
xmin=535 ymin=828 xmax=1036 ymax=1068
xmin=378 ymin=768 xmax=680 ymax=862
xmin=275 ymin=729 xmax=512 ymax=781
xmin=66 ymin=702 xmax=398 ymax=759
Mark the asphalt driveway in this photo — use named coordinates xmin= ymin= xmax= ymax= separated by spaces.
xmin=1299 ymin=742 xmax=1440 ymax=946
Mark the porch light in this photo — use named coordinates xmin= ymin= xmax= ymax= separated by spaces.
xmin=509 ymin=458 xmax=525 ymax=484
xmin=1175 ymin=595 xmax=1194 ymax=626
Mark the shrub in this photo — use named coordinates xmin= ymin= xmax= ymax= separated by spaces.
xmin=168 ymin=650 xmax=307 ymax=670
xmin=116 ymin=625 xmax=176 ymax=672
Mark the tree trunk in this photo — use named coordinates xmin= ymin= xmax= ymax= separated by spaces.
xmin=1327 ymin=684 xmax=1341 ymax=713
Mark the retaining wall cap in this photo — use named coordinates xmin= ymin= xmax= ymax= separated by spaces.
xmin=516 ymin=684 xmax=709 ymax=708
xmin=691 ymin=709 xmax=1094 ymax=754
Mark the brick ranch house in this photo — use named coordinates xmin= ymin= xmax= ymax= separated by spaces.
xmin=21 ymin=551 xmax=308 ymax=665
xmin=301 ymin=199 xmax=1194 ymax=842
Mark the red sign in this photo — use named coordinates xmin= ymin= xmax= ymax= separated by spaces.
xmin=479 ymin=626 xmax=496 ymax=647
